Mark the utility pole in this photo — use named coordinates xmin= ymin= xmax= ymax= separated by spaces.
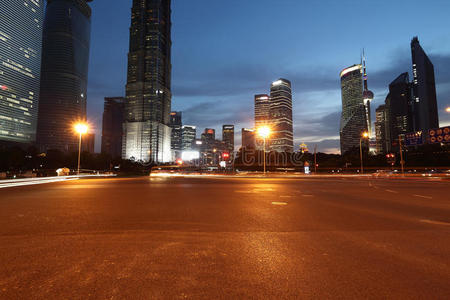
xmin=314 ymin=145 xmax=317 ymax=174
xmin=399 ymin=135 xmax=405 ymax=176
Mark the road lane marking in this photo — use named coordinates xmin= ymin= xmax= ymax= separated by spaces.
xmin=271 ymin=202 xmax=288 ymax=206
xmin=413 ymin=194 xmax=433 ymax=199
xmin=279 ymin=195 xmax=292 ymax=198
xmin=385 ymin=189 xmax=399 ymax=194
xmin=253 ymin=188 xmax=275 ymax=192
xmin=420 ymin=219 xmax=450 ymax=226
xmin=302 ymin=194 xmax=314 ymax=197
xmin=234 ymin=190 xmax=253 ymax=193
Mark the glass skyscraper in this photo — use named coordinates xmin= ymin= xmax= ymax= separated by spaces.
xmin=181 ymin=125 xmax=196 ymax=151
xmin=36 ymin=0 xmax=93 ymax=152
xmin=122 ymin=0 xmax=172 ymax=163
xmin=101 ymin=97 xmax=125 ymax=159
xmin=169 ymin=111 xmax=182 ymax=159
xmin=411 ymin=37 xmax=439 ymax=134
xmin=339 ymin=64 xmax=368 ymax=154
xmin=254 ymin=94 xmax=270 ymax=150
xmin=0 ymin=0 xmax=44 ymax=144
xmin=269 ymin=79 xmax=293 ymax=153
xmin=222 ymin=125 xmax=234 ymax=152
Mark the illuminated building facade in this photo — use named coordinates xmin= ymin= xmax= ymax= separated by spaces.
xmin=339 ymin=64 xmax=368 ymax=154
xmin=0 ymin=0 xmax=44 ymax=144
xmin=241 ymin=128 xmax=256 ymax=150
xmin=122 ymin=0 xmax=172 ymax=163
xmin=182 ymin=125 xmax=196 ymax=150
xmin=385 ymin=73 xmax=413 ymax=152
xmin=411 ymin=37 xmax=439 ymax=134
xmin=36 ymin=0 xmax=92 ymax=152
xmin=254 ymin=94 xmax=270 ymax=149
xmin=169 ymin=111 xmax=182 ymax=159
xmin=222 ymin=125 xmax=234 ymax=152
xmin=269 ymin=79 xmax=293 ymax=152
xmin=101 ymin=97 xmax=125 ymax=158
xmin=375 ymin=105 xmax=387 ymax=155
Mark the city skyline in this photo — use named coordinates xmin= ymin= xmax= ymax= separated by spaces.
xmin=83 ymin=1 xmax=450 ymax=153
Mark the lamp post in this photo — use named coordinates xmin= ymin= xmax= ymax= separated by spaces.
xmin=74 ymin=123 xmax=88 ymax=175
xmin=359 ymin=131 xmax=369 ymax=174
xmin=257 ymin=126 xmax=271 ymax=175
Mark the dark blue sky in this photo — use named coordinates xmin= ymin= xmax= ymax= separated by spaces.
xmin=87 ymin=0 xmax=450 ymax=153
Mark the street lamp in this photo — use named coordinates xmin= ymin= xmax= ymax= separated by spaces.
xmin=446 ymin=107 xmax=450 ymax=113
xmin=359 ymin=131 xmax=369 ymax=174
xmin=257 ymin=126 xmax=271 ymax=175
xmin=74 ymin=123 xmax=88 ymax=175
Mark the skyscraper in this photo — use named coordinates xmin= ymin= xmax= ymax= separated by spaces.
xmin=169 ymin=111 xmax=182 ymax=159
xmin=0 ymin=0 xmax=44 ymax=144
xmin=36 ymin=0 xmax=93 ymax=152
xmin=411 ymin=37 xmax=439 ymax=134
xmin=375 ymin=105 xmax=387 ymax=155
xmin=254 ymin=94 xmax=270 ymax=150
xmin=385 ymin=73 xmax=413 ymax=152
xmin=182 ymin=125 xmax=196 ymax=150
xmin=222 ymin=125 xmax=234 ymax=152
xmin=101 ymin=97 xmax=125 ymax=158
xmin=201 ymin=128 xmax=215 ymax=152
xmin=362 ymin=52 xmax=374 ymax=138
xmin=241 ymin=128 xmax=256 ymax=150
xmin=122 ymin=0 xmax=172 ymax=163
xmin=254 ymin=94 xmax=270 ymax=128
xmin=269 ymin=79 xmax=293 ymax=152
xmin=339 ymin=64 xmax=368 ymax=154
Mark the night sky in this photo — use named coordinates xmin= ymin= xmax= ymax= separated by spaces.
xmin=86 ymin=0 xmax=450 ymax=153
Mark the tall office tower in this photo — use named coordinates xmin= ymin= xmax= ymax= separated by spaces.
xmin=222 ymin=125 xmax=234 ymax=152
xmin=82 ymin=133 xmax=95 ymax=153
xmin=385 ymin=73 xmax=413 ymax=153
xmin=241 ymin=128 xmax=256 ymax=150
xmin=254 ymin=94 xmax=270 ymax=127
xmin=181 ymin=125 xmax=196 ymax=150
xmin=411 ymin=37 xmax=439 ymax=133
xmin=375 ymin=105 xmax=387 ymax=155
xmin=169 ymin=111 xmax=182 ymax=159
xmin=122 ymin=0 xmax=172 ymax=163
xmin=36 ymin=0 xmax=92 ymax=152
xmin=269 ymin=79 xmax=293 ymax=152
xmin=201 ymin=128 xmax=215 ymax=151
xmin=0 ymin=0 xmax=44 ymax=144
xmin=254 ymin=94 xmax=270 ymax=149
xmin=362 ymin=52 xmax=374 ymax=137
xmin=339 ymin=64 xmax=368 ymax=154
xmin=101 ymin=97 xmax=125 ymax=158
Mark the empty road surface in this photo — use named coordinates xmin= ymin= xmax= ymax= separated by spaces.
xmin=0 ymin=176 xmax=449 ymax=299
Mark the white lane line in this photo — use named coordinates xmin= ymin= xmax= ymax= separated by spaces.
xmin=420 ymin=219 xmax=450 ymax=226
xmin=413 ymin=194 xmax=433 ymax=199
xmin=272 ymin=202 xmax=288 ymax=206
xmin=234 ymin=190 xmax=252 ymax=193
xmin=280 ymin=195 xmax=292 ymax=198
xmin=385 ymin=189 xmax=399 ymax=194
xmin=302 ymin=194 xmax=314 ymax=197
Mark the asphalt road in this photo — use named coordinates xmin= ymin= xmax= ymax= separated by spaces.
xmin=0 ymin=176 xmax=449 ymax=299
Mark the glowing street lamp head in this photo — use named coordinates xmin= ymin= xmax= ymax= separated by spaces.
xmin=74 ymin=123 xmax=88 ymax=135
xmin=362 ymin=131 xmax=369 ymax=138
xmin=446 ymin=107 xmax=450 ymax=113
xmin=257 ymin=126 xmax=271 ymax=139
